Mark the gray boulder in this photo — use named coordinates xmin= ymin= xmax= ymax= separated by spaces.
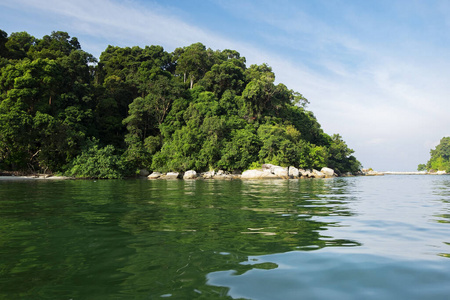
xmin=289 ymin=166 xmax=300 ymax=178
xmin=148 ymin=172 xmax=162 ymax=179
xmin=241 ymin=169 xmax=277 ymax=179
xmin=201 ymin=170 xmax=215 ymax=179
xmin=320 ymin=167 xmax=335 ymax=177
xmin=312 ymin=169 xmax=325 ymax=178
xmin=300 ymin=169 xmax=312 ymax=177
xmin=272 ymin=166 xmax=289 ymax=178
xmin=164 ymin=172 xmax=180 ymax=179
xmin=260 ymin=164 xmax=289 ymax=178
xmin=183 ymin=170 xmax=197 ymax=179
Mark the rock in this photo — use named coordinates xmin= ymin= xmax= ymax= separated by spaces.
xmin=201 ymin=170 xmax=215 ymax=179
xmin=139 ymin=169 xmax=150 ymax=176
xmin=241 ymin=169 xmax=263 ymax=179
xmin=272 ymin=166 xmax=289 ymax=178
xmin=321 ymin=167 xmax=335 ymax=177
xmin=260 ymin=164 xmax=289 ymax=178
xmin=183 ymin=170 xmax=197 ymax=179
xmin=213 ymin=174 xmax=233 ymax=180
xmin=300 ymin=169 xmax=312 ymax=177
xmin=437 ymin=170 xmax=447 ymax=175
xmin=289 ymin=166 xmax=300 ymax=178
xmin=164 ymin=172 xmax=180 ymax=179
xmin=241 ymin=169 xmax=278 ymax=179
xmin=312 ymin=169 xmax=325 ymax=178
xmin=212 ymin=170 xmax=236 ymax=180
xmin=148 ymin=172 xmax=162 ymax=179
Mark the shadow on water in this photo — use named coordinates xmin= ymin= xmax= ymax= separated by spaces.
xmin=0 ymin=178 xmax=361 ymax=299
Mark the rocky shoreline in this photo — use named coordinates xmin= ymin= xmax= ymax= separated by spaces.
xmin=2 ymin=167 xmax=446 ymax=181
xmin=146 ymin=166 xmax=449 ymax=180
xmin=146 ymin=164 xmax=339 ymax=180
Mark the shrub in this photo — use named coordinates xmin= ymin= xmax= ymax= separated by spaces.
xmin=65 ymin=139 xmax=127 ymax=179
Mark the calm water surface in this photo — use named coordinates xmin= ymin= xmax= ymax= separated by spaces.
xmin=0 ymin=176 xmax=449 ymax=299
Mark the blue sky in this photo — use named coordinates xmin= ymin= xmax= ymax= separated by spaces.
xmin=2 ymin=0 xmax=450 ymax=171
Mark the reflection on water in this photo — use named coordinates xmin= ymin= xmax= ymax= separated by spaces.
xmin=0 ymin=176 xmax=450 ymax=299
xmin=207 ymin=251 xmax=450 ymax=300
xmin=431 ymin=177 xmax=450 ymax=259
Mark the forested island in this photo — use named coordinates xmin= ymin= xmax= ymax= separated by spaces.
xmin=0 ymin=30 xmax=361 ymax=179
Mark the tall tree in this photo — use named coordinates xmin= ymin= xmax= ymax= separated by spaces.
xmin=4 ymin=31 xmax=36 ymax=60
xmin=175 ymin=43 xmax=214 ymax=89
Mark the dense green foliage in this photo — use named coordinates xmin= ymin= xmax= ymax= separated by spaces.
xmin=417 ymin=164 xmax=426 ymax=171
xmin=421 ymin=137 xmax=450 ymax=172
xmin=0 ymin=29 xmax=361 ymax=178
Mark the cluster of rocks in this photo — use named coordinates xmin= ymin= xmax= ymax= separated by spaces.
xmin=241 ymin=164 xmax=336 ymax=179
xmin=147 ymin=170 xmax=241 ymax=180
xmin=146 ymin=164 xmax=337 ymax=180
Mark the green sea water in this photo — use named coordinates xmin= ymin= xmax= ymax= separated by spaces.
xmin=1 ymin=176 xmax=449 ymax=299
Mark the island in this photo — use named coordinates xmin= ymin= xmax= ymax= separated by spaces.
xmin=0 ymin=30 xmax=361 ymax=179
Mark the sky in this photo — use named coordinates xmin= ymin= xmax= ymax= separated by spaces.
xmin=1 ymin=0 xmax=450 ymax=171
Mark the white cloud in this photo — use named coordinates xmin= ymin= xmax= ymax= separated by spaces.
xmin=3 ymin=0 xmax=450 ymax=170
xmin=8 ymin=0 xmax=229 ymax=53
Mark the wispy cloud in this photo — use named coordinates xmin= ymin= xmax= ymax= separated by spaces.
xmin=3 ymin=0 xmax=450 ymax=170
xmin=7 ymin=0 xmax=230 ymax=52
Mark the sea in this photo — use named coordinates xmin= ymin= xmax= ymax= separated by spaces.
xmin=1 ymin=175 xmax=449 ymax=299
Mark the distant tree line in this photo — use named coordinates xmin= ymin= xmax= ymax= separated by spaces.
xmin=0 ymin=30 xmax=361 ymax=178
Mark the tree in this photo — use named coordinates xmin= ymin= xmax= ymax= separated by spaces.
xmin=327 ymin=134 xmax=361 ymax=174
xmin=0 ymin=29 xmax=8 ymax=58
xmin=0 ymin=30 xmax=96 ymax=173
xmin=4 ymin=31 xmax=36 ymax=60
xmin=30 ymin=31 xmax=81 ymax=59
xmin=198 ymin=58 xmax=246 ymax=98
xmin=122 ymin=75 xmax=184 ymax=169
xmin=425 ymin=137 xmax=450 ymax=172
xmin=217 ymin=125 xmax=261 ymax=171
xmin=175 ymin=43 xmax=214 ymax=89
xmin=417 ymin=164 xmax=426 ymax=171
xmin=240 ymin=64 xmax=292 ymax=119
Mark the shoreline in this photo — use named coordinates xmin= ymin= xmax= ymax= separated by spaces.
xmin=363 ymin=171 xmax=447 ymax=176
xmin=1 ymin=169 xmax=447 ymax=181
xmin=0 ymin=175 xmax=73 ymax=180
